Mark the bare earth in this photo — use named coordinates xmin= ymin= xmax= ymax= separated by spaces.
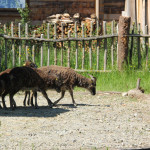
xmin=0 ymin=91 xmax=150 ymax=150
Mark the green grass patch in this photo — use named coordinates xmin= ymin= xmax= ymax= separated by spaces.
xmin=79 ymin=70 xmax=150 ymax=93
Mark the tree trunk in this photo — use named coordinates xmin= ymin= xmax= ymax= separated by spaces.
xmin=118 ymin=16 xmax=131 ymax=70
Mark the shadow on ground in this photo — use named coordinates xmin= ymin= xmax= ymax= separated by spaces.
xmin=0 ymin=106 xmax=70 ymax=117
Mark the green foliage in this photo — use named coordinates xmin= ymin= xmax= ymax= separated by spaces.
xmin=17 ymin=3 xmax=30 ymax=24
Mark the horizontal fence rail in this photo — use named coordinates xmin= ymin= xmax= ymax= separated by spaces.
xmin=0 ymin=21 xmax=150 ymax=72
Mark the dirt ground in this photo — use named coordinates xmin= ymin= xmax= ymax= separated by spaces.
xmin=0 ymin=90 xmax=150 ymax=150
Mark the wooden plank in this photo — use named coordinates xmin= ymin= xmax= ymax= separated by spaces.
xmin=82 ymin=23 xmax=85 ymax=70
xmin=96 ymin=0 xmax=100 ymax=20
xmin=18 ymin=23 xmax=21 ymax=65
xmin=25 ymin=23 xmax=29 ymax=60
xmin=11 ymin=22 xmax=15 ymax=67
xmin=96 ymin=39 xmax=100 ymax=70
xmin=40 ymin=34 xmax=44 ymax=67
xmin=89 ymin=21 xmax=93 ymax=69
xmin=103 ymin=21 xmax=107 ymax=71
xmin=145 ymin=25 xmax=148 ymax=68
xmin=137 ymin=23 xmax=141 ymax=69
xmin=129 ymin=23 xmax=134 ymax=65
xmin=68 ymin=30 xmax=71 ymax=68
xmin=111 ymin=20 xmax=114 ymax=68
xmin=32 ymin=30 xmax=36 ymax=63
xmin=96 ymin=20 xmax=100 ymax=70
xmin=47 ymin=23 xmax=50 ymax=66
xmin=75 ymin=22 xmax=78 ymax=69
xmin=61 ymin=23 xmax=64 ymax=66
xmin=54 ymin=23 xmax=57 ymax=65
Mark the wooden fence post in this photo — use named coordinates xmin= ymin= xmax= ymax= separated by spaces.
xmin=137 ymin=23 xmax=141 ymax=69
xmin=40 ymin=34 xmax=44 ymax=67
xmin=96 ymin=20 xmax=100 ymax=70
xmin=68 ymin=30 xmax=71 ymax=68
xmin=75 ymin=21 xmax=78 ymax=69
xmin=111 ymin=20 xmax=115 ymax=68
xmin=18 ymin=23 xmax=21 ymax=65
xmin=129 ymin=23 xmax=134 ymax=65
xmin=103 ymin=21 xmax=107 ymax=71
xmin=82 ymin=23 xmax=85 ymax=70
xmin=11 ymin=22 xmax=15 ymax=67
xmin=118 ymin=16 xmax=131 ymax=70
xmin=145 ymin=25 xmax=148 ymax=68
xmin=61 ymin=22 xmax=64 ymax=66
xmin=54 ymin=23 xmax=57 ymax=65
xmin=25 ymin=23 xmax=29 ymax=60
xmin=89 ymin=21 xmax=93 ymax=69
xmin=32 ymin=30 xmax=36 ymax=63
xmin=47 ymin=23 xmax=50 ymax=66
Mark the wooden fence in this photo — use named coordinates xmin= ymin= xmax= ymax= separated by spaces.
xmin=0 ymin=21 xmax=150 ymax=72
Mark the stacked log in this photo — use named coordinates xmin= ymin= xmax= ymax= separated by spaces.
xmin=43 ymin=13 xmax=97 ymax=38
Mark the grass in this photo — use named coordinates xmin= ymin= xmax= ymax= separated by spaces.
xmin=79 ymin=70 xmax=150 ymax=93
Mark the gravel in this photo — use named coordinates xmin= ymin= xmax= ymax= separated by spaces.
xmin=0 ymin=91 xmax=150 ymax=150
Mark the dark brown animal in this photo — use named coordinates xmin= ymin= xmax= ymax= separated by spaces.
xmin=0 ymin=66 xmax=54 ymax=110
xmin=0 ymin=69 xmax=11 ymax=108
xmin=0 ymin=61 xmax=37 ymax=108
xmin=37 ymin=65 xmax=96 ymax=106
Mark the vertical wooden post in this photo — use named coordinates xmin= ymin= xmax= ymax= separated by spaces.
xmin=68 ymin=30 xmax=71 ymax=68
xmin=25 ymin=23 xmax=29 ymax=60
xmin=145 ymin=25 xmax=148 ymax=68
xmin=47 ymin=23 xmax=50 ymax=66
xmin=103 ymin=21 xmax=107 ymax=71
xmin=32 ymin=30 xmax=36 ymax=63
xmin=47 ymin=23 xmax=50 ymax=39
xmin=4 ymin=21 xmax=7 ymax=69
xmin=137 ymin=23 xmax=141 ymax=69
xmin=111 ymin=20 xmax=114 ymax=68
xmin=129 ymin=23 xmax=134 ymax=65
xmin=82 ymin=23 xmax=85 ymax=70
xmin=11 ymin=22 xmax=15 ymax=67
xmin=18 ymin=23 xmax=21 ymax=65
xmin=116 ymin=23 xmax=119 ymax=67
xmin=75 ymin=22 xmax=78 ymax=69
xmin=136 ymin=78 xmax=141 ymax=90
xmin=118 ymin=16 xmax=131 ymax=70
xmin=89 ymin=21 xmax=93 ymax=69
xmin=40 ymin=34 xmax=44 ymax=67
xmin=126 ymin=0 xmax=130 ymax=17
xmin=142 ymin=0 xmax=146 ymax=34
xmin=96 ymin=20 xmax=100 ymax=70
xmin=54 ymin=23 xmax=57 ymax=65
xmin=96 ymin=0 xmax=99 ymax=20
xmin=61 ymin=22 xmax=64 ymax=66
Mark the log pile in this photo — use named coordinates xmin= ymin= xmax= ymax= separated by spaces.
xmin=43 ymin=13 xmax=97 ymax=38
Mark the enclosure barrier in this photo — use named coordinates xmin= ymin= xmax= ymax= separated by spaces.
xmin=0 ymin=21 xmax=150 ymax=72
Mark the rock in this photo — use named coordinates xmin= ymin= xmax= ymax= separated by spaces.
xmin=122 ymin=92 xmax=128 ymax=97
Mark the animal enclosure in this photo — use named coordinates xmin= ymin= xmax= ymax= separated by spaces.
xmin=0 ymin=20 xmax=150 ymax=71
